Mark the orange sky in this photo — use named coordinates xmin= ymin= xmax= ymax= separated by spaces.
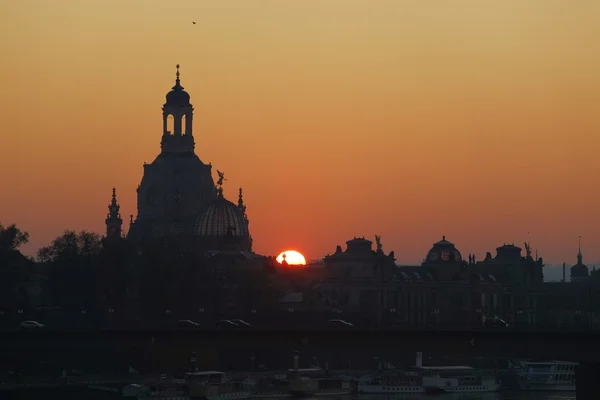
xmin=1 ymin=0 xmax=600 ymax=265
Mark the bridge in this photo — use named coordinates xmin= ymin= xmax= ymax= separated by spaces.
xmin=4 ymin=328 xmax=600 ymax=363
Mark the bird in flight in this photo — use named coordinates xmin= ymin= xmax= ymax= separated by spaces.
xmin=192 ymin=21 xmax=196 ymax=24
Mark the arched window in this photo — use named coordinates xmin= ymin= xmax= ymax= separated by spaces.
xmin=166 ymin=114 xmax=174 ymax=134
xmin=181 ymin=114 xmax=187 ymax=135
xmin=441 ymin=251 xmax=451 ymax=261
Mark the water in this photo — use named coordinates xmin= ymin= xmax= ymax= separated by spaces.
xmin=7 ymin=391 xmax=575 ymax=400
xmin=350 ymin=394 xmax=576 ymax=400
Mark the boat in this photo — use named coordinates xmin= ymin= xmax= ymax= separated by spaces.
xmin=357 ymin=352 xmax=500 ymax=394
xmin=251 ymin=368 xmax=354 ymax=398
xmin=420 ymin=367 xmax=501 ymax=393
xmin=515 ymin=360 xmax=577 ymax=391
xmin=123 ymin=353 xmax=251 ymax=400
xmin=252 ymin=354 xmax=354 ymax=397
xmin=287 ymin=367 xmax=354 ymax=397
xmin=357 ymin=371 xmax=425 ymax=394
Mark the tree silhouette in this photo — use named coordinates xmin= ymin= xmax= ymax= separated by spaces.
xmin=38 ymin=231 xmax=102 ymax=317
xmin=0 ymin=223 xmax=29 ymax=251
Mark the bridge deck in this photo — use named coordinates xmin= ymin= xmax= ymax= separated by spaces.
xmin=2 ymin=330 xmax=599 ymax=373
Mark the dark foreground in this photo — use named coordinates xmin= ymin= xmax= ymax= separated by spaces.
xmin=3 ymin=329 xmax=600 ymax=371
xmin=0 ymin=387 xmax=575 ymax=400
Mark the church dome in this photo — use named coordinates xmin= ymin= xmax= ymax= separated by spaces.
xmin=424 ymin=236 xmax=462 ymax=263
xmin=571 ymin=263 xmax=589 ymax=277
xmin=165 ymin=65 xmax=191 ymax=107
xmin=571 ymin=250 xmax=589 ymax=278
xmin=194 ymin=189 xmax=250 ymax=244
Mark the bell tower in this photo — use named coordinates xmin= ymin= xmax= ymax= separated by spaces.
xmin=161 ymin=64 xmax=195 ymax=153
xmin=106 ymin=188 xmax=123 ymax=238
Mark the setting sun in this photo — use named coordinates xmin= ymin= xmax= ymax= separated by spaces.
xmin=276 ymin=250 xmax=307 ymax=266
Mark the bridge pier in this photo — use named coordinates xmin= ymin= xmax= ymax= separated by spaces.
xmin=577 ymin=362 xmax=600 ymax=399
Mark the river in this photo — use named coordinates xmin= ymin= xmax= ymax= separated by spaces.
xmin=1 ymin=389 xmax=576 ymax=400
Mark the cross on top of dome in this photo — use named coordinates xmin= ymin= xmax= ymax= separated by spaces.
xmin=165 ymin=64 xmax=190 ymax=106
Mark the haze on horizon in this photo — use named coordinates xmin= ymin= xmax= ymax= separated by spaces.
xmin=1 ymin=0 xmax=599 ymax=265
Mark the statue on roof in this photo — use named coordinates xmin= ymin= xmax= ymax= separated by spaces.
xmin=216 ymin=170 xmax=226 ymax=187
xmin=524 ymin=242 xmax=532 ymax=258
xmin=375 ymin=235 xmax=383 ymax=253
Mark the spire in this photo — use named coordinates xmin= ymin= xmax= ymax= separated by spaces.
xmin=108 ymin=187 xmax=120 ymax=217
xmin=577 ymin=235 xmax=583 ymax=265
xmin=106 ymin=188 xmax=123 ymax=238
xmin=238 ymin=187 xmax=246 ymax=213
xmin=173 ymin=64 xmax=183 ymax=89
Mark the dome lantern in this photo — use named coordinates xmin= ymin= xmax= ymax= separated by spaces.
xmin=423 ymin=235 xmax=462 ymax=264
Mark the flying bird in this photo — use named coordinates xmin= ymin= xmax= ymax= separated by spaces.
xmin=192 ymin=21 xmax=196 ymax=24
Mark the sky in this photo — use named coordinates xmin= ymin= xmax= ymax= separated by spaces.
xmin=1 ymin=0 xmax=600 ymax=265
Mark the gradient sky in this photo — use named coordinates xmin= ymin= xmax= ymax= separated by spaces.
xmin=1 ymin=1 xmax=600 ymax=265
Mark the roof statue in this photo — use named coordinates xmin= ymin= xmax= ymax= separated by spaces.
xmin=374 ymin=235 xmax=383 ymax=253
xmin=216 ymin=170 xmax=226 ymax=187
xmin=524 ymin=242 xmax=532 ymax=258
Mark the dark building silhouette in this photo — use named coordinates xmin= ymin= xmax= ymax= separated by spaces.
xmin=127 ymin=65 xmax=218 ymax=240
xmin=103 ymin=65 xmax=252 ymax=253
xmin=105 ymin=188 xmax=122 ymax=239
xmin=194 ymin=187 xmax=252 ymax=252
xmin=571 ymin=241 xmax=589 ymax=282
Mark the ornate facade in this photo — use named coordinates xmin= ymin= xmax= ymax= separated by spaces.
xmin=306 ymin=236 xmax=548 ymax=329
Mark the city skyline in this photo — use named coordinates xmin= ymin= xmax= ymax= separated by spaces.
xmin=1 ymin=1 xmax=600 ymax=264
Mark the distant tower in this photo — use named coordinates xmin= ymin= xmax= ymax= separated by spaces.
xmin=106 ymin=188 xmax=123 ymax=238
xmin=161 ymin=64 xmax=195 ymax=153
xmin=570 ymin=236 xmax=589 ymax=282
xmin=237 ymin=187 xmax=253 ymax=251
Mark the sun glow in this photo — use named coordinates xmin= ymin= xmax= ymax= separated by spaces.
xmin=276 ymin=250 xmax=307 ymax=266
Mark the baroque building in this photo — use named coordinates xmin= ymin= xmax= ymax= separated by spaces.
xmin=128 ymin=65 xmax=217 ymax=239
xmin=105 ymin=66 xmax=253 ymax=253
xmin=308 ymin=235 xmax=548 ymax=329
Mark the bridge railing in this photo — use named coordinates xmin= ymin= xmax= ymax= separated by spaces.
xmin=1 ymin=306 xmax=598 ymax=332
